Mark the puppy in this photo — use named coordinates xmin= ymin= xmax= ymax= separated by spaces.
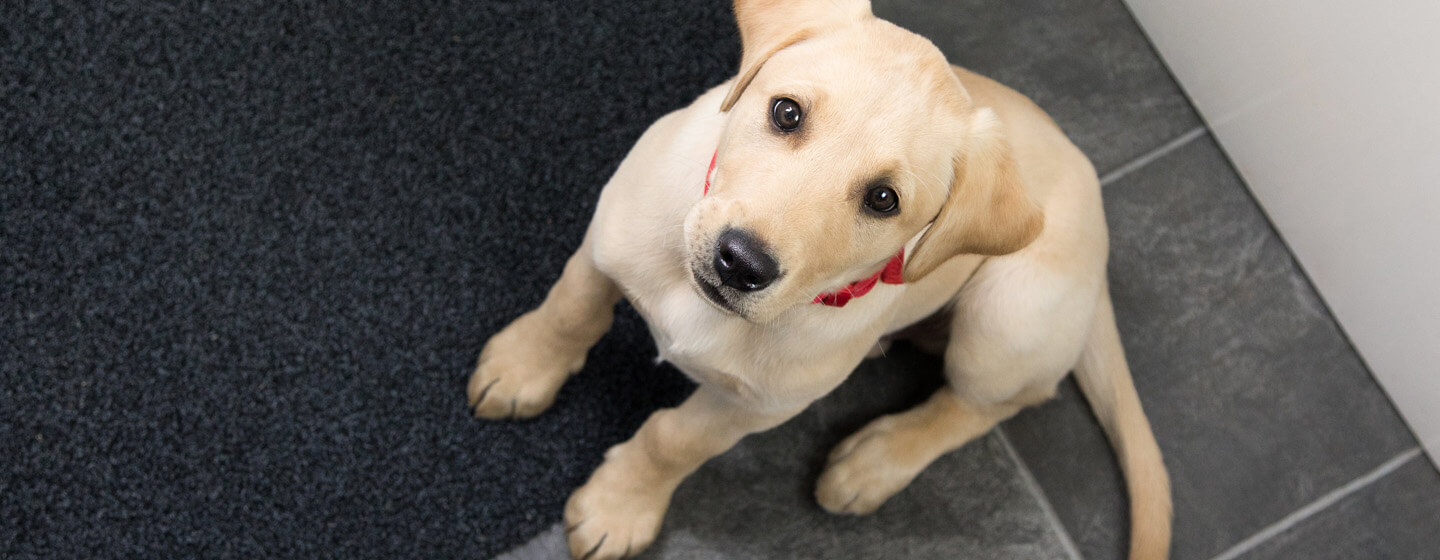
xmin=468 ymin=1 xmax=1172 ymax=558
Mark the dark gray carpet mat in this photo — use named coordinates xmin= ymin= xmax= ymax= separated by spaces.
xmin=1 ymin=1 xmax=738 ymax=556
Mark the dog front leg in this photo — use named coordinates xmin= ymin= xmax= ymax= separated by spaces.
xmin=467 ymin=238 xmax=620 ymax=419
xmin=564 ymin=386 xmax=807 ymax=559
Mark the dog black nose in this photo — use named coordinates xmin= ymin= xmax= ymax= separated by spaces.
xmin=713 ymin=229 xmax=779 ymax=292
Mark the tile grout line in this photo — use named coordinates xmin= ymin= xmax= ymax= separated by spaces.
xmin=1206 ymin=447 xmax=1423 ymax=560
xmin=997 ymin=427 xmax=1086 ymax=560
xmin=1098 ymin=126 xmax=1209 ymax=187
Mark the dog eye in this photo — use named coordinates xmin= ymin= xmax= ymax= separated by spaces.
xmin=864 ymin=185 xmax=899 ymax=214
xmin=771 ymin=98 xmax=802 ymax=132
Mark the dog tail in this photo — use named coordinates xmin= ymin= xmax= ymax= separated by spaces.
xmin=1073 ymin=287 xmax=1172 ymax=560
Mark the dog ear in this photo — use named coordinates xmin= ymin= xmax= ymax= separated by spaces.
xmin=720 ymin=0 xmax=872 ymax=112
xmin=904 ymin=108 xmax=1045 ymax=282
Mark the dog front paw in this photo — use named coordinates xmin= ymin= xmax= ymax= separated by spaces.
xmin=563 ymin=458 xmax=672 ymax=560
xmin=467 ymin=311 xmax=585 ymax=419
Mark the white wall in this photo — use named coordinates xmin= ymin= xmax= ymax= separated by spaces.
xmin=1121 ymin=0 xmax=1440 ymax=463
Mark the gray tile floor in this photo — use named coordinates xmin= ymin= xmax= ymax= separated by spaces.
xmin=496 ymin=0 xmax=1440 ymax=558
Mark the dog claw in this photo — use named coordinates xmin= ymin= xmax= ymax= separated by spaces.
xmin=473 ymin=378 xmax=499 ymax=411
xmin=579 ymin=533 xmax=607 ymax=560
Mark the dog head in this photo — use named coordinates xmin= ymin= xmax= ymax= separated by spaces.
xmin=685 ymin=0 xmax=1043 ymax=322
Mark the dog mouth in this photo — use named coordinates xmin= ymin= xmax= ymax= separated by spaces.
xmin=690 ymin=268 xmax=743 ymax=316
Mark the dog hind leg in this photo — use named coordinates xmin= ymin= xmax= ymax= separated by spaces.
xmin=817 ymin=256 xmax=1096 ymax=514
xmin=814 ymin=384 xmax=1048 ymax=514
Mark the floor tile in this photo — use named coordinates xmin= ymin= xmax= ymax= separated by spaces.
xmin=494 ymin=524 xmax=569 ymax=560
xmin=873 ymin=0 xmax=1202 ymax=175
xmin=498 ymin=347 xmax=1071 ymax=560
xmin=1236 ymin=455 xmax=1440 ymax=560
xmin=1000 ymin=136 xmax=1418 ymax=559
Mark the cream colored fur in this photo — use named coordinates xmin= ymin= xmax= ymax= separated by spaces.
xmin=466 ymin=1 xmax=1172 ymax=558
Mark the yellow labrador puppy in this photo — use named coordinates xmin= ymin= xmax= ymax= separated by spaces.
xmin=468 ymin=1 xmax=1171 ymax=558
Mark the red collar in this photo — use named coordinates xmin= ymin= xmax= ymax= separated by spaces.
xmin=702 ymin=149 xmax=904 ymax=308
xmin=812 ymin=249 xmax=905 ymax=307
xmin=703 ymin=149 xmax=717 ymax=195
